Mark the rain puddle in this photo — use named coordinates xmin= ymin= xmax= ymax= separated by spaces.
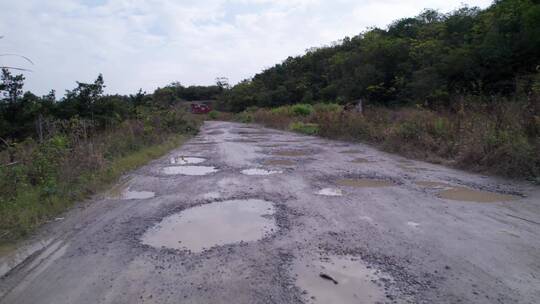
xmin=227 ymin=139 xmax=259 ymax=143
xmin=351 ymin=158 xmax=371 ymax=163
xmin=415 ymin=181 xmax=451 ymax=188
xmin=337 ymin=178 xmax=395 ymax=188
xmin=163 ymin=166 xmax=218 ymax=176
xmin=263 ymin=159 xmax=296 ymax=166
xmin=119 ymin=190 xmax=155 ymax=200
xmin=340 ymin=149 xmax=363 ymax=154
xmin=170 ymin=156 xmax=206 ymax=165
xmin=437 ymin=187 xmax=519 ymax=203
xmin=293 ymin=255 xmax=388 ymax=304
xmin=107 ymin=180 xmax=154 ymax=200
xmin=316 ymin=188 xmax=343 ymax=197
xmin=241 ymin=168 xmax=282 ymax=176
xmin=141 ymin=199 xmax=276 ymax=252
xmin=272 ymin=150 xmax=310 ymax=157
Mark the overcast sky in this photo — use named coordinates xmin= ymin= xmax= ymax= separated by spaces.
xmin=1 ymin=0 xmax=493 ymax=96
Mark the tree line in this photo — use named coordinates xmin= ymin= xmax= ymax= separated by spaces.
xmin=0 ymin=70 xmax=222 ymax=143
xmin=219 ymin=0 xmax=540 ymax=112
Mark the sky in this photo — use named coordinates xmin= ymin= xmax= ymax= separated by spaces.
xmin=0 ymin=0 xmax=493 ymax=96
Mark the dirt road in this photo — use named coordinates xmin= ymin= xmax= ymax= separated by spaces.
xmin=1 ymin=121 xmax=539 ymax=304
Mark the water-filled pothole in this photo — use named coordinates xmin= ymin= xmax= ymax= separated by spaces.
xmin=141 ymin=199 xmax=276 ymax=252
xmin=241 ymin=168 xmax=282 ymax=176
xmin=415 ymin=181 xmax=450 ymax=188
xmin=120 ymin=190 xmax=155 ymax=200
xmin=170 ymin=156 xmax=206 ymax=165
xmin=337 ymin=178 xmax=395 ymax=188
xmin=263 ymin=159 xmax=296 ymax=166
xmin=163 ymin=166 xmax=218 ymax=176
xmin=437 ymin=187 xmax=519 ymax=203
xmin=272 ymin=150 xmax=310 ymax=157
xmin=294 ymin=255 xmax=388 ymax=304
xmin=351 ymin=158 xmax=371 ymax=163
xmin=340 ymin=149 xmax=363 ymax=154
xmin=316 ymin=188 xmax=343 ymax=196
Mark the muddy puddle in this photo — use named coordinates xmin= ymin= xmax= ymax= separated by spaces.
xmin=316 ymin=188 xmax=343 ymax=197
xmin=119 ymin=190 xmax=155 ymax=200
xmin=337 ymin=178 xmax=395 ymax=188
xmin=263 ymin=159 xmax=296 ymax=166
xmin=170 ymin=156 xmax=206 ymax=165
xmin=227 ymin=139 xmax=259 ymax=143
xmin=241 ymin=168 xmax=282 ymax=176
xmin=293 ymin=255 xmax=388 ymax=304
xmin=415 ymin=181 xmax=451 ymax=188
xmin=272 ymin=149 xmax=310 ymax=157
xmin=141 ymin=199 xmax=276 ymax=252
xmin=108 ymin=181 xmax=154 ymax=200
xmin=397 ymin=164 xmax=424 ymax=172
xmin=340 ymin=149 xmax=363 ymax=154
xmin=351 ymin=158 xmax=371 ymax=163
xmin=163 ymin=166 xmax=218 ymax=176
xmin=437 ymin=186 xmax=519 ymax=203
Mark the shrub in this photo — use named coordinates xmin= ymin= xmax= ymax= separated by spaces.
xmin=313 ymin=103 xmax=342 ymax=113
xmin=289 ymin=122 xmax=319 ymax=135
xmin=291 ymin=104 xmax=313 ymax=116
xmin=208 ymin=110 xmax=219 ymax=120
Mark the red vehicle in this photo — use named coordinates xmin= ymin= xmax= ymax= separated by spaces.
xmin=190 ymin=103 xmax=212 ymax=114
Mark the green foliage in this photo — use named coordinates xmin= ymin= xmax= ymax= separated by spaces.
xmin=291 ymin=104 xmax=314 ymax=116
xmin=313 ymin=103 xmax=342 ymax=113
xmin=221 ymin=0 xmax=540 ymax=111
xmin=289 ymin=122 xmax=319 ymax=135
xmin=208 ymin=110 xmax=219 ymax=120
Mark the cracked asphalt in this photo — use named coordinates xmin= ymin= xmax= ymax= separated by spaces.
xmin=1 ymin=121 xmax=539 ymax=304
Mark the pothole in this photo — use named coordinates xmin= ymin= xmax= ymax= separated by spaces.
xmin=163 ymin=166 xmax=218 ymax=176
xmin=437 ymin=187 xmax=519 ymax=203
xmin=227 ymin=139 xmax=259 ymax=143
xmin=170 ymin=156 xmax=206 ymax=165
xmin=340 ymin=149 xmax=363 ymax=154
xmin=241 ymin=168 xmax=282 ymax=176
xmin=293 ymin=255 xmax=389 ymax=304
xmin=119 ymin=190 xmax=155 ymax=200
xmin=350 ymin=158 xmax=371 ymax=163
xmin=272 ymin=150 xmax=310 ymax=157
xmin=336 ymin=178 xmax=395 ymax=188
xmin=316 ymin=188 xmax=343 ymax=197
xmin=140 ymin=199 xmax=276 ymax=252
xmin=415 ymin=181 xmax=451 ymax=188
xmin=263 ymin=159 xmax=296 ymax=166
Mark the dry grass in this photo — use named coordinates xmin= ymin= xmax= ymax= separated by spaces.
xmin=244 ymin=99 xmax=540 ymax=180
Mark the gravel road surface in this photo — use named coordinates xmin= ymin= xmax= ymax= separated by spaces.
xmin=1 ymin=121 xmax=539 ymax=304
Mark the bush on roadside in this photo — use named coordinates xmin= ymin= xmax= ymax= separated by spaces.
xmin=289 ymin=122 xmax=319 ymax=135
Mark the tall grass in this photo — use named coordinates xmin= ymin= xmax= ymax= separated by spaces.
xmin=0 ymin=107 xmax=199 ymax=242
xmin=243 ymin=98 xmax=540 ymax=180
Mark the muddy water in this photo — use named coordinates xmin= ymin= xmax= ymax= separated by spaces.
xmin=272 ymin=150 xmax=310 ymax=157
xmin=293 ymin=255 xmax=388 ymax=304
xmin=415 ymin=181 xmax=451 ymax=188
xmin=241 ymin=168 xmax=282 ymax=176
xmin=337 ymin=178 xmax=395 ymax=188
xmin=170 ymin=156 xmax=206 ymax=165
xmin=263 ymin=159 xmax=296 ymax=166
xmin=163 ymin=166 xmax=218 ymax=176
xmin=351 ymin=158 xmax=371 ymax=163
xmin=141 ymin=199 xmax=276 ymax=252
xmin=316 ymin=188 xmax=343 ymax=197
xmin=340 ymin=149 xmax=363 ymax=154
xmin=438 ymin=187 xmax=519 ymax=203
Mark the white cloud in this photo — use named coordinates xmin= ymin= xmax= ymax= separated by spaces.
xmin=0 ymin=0 xmax=493 ymax=96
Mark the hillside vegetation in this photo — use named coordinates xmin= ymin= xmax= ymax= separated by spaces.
xmin=0 ymin=73 xmax=210 ymax=242
xmin=222 ymin=0 xmax=540 ymax=180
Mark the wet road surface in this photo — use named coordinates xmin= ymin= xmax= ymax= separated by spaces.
xmin=1 ymin=121 xmax=539 ymax=304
